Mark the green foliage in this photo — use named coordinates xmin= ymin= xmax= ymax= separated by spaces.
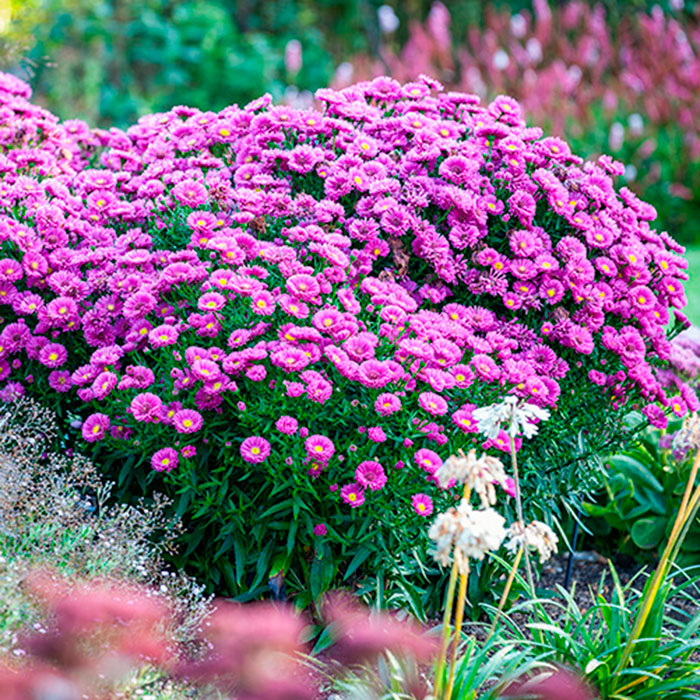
xmin=16 ymin=0 xmax=337 ymax=127
xmin=496 ymin=564 xmax=700 ymax=699
xmin=584 ymin=426 xmax=700 ymax=565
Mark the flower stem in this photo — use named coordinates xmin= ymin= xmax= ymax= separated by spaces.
xmin=510 ymin=434 xmax=535 ymax=594
xmin=434 ymin=560 xmax=459 ymax=699
xmin=486 ymin=544 xmax=524 ymax=642
xmin=445 ymin=562 xmax=469 ymax=700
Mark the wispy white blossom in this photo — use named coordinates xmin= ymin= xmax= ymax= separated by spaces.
xmin=428 ymin=500 xmax=506 ymax=572
xmin=505 ymin=520 xmax=559 ymax=563
xmin=472 ymin=395 xmax=550 ymax=440
xmin=437 ymin=449 xmax=509 ymax=508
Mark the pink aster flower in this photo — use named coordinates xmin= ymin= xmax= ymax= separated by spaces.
xmin=198 ymin=291 xmax=226 ymax=312
xmin=670 ymin=396 xmax=688 ymax=418
xmin=48 ymin=370 xmax=72 ymax=393
xmin=173 ymin=408 xmax=204 ymax=433
xmin=240 ymin=435 xmax=271 ymax=463
xmin=286 ymin=273 xmax=320 ymax=301
xmin=313 ymin=523 xmax=328 ymax=536
xmin=251 ymin=290 xmax=276 ymax=316
xmin=130 ymin=392 xmax=163 ymax=423
xmin=305 ymin=434 xmax=335 ymax=461
xmin=355 ymin=460 xmax=387 ymax=491
xmin=149 ymin=324 xmax=179 ymax=348
xmin=367 ymin=426 xmax=387 ymax=443
xmin=151 ymin=447 xmax=179 ymax=472
xmin=502 ymin=477 xmax=517 ymax=498
xmin=38 ymin=342 xmax=67 ymax=368
xmin=276 ymin=415 xmax=299 ymax=434
xmin=181 ymin=445 xmax=197 ymax=458
xmin=82 ymin=413 xmax=110 ymax=443
xmin=341 ymin=483 xmax=366 ymax=507
xmin=375 ymin=392 xmax=402 ymax=415
xmin=172 ymin=179 xmax=208 ymax=207
xmin=418 ymin=391 xmax=448 ymax=416
xmin=414 ymin=448 xmax=442 ymax=474
xmin=411 ymin=493 xmax=433 ymax=517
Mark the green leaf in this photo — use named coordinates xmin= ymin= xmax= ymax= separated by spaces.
xmin=633 ymin=485 xmax=667 ymax=516
xmin=630 ymin=516 xmax=666 ymax=550
xmin=609 ymin=455 xmax=663 ymax=492
xmin=343 ymin=546 xmax=372 ymax=581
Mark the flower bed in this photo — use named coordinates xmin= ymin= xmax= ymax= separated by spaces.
xmin=0 ymin=71 xmax=694 ymax=602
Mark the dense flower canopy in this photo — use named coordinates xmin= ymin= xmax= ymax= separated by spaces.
xmin=0 ymin=71 xmax=695 ymax=575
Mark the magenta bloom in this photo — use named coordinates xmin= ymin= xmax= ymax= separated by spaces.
xmin=251 ymin=290 xmax=276 ymax=316
xmin=418 ymin=391 xmax=448 ymax=416
xmin=375 ymin=392 xmax=402 ymax=416
xmin=173 ymin=408 xmax=204 ymax=433
xmin=48 ymin=370 xmax=72 ymax=393
xmin=38 ymin=342 xmax=67 ymax=368
xmin=641 ymin=403 xmax=668 ymax=430
xmin=181 ymin=445 xmax=197 ymax=458
xmin=172 ymin=179 xmax=208 ymax=207
xmin=305 ymin=434 xmax=335 ymax=461
xmin=414 ymin=448 xmax=442 ymax=474
xmin=411 ymin=493 xmax=433 ymax=517
xmin=358 ymin=359 xmax=392 ymax=388
xmin=341 ymin=482 xmax=365 ymax=507
xmin=502 ymin=477 xmax=517 ymax=498
xmin=355 ymin=460 xmax=387 ymax=491
xmin=367 ymin=426 xmax=387 ymax=443
xmin=452 ymin=405 xmax=479 ymax=433
xmin=240 ymin=435 xmax=271 ymax=463
xmin=130 ymin=392 xmax=163 ymax=423
xmin=286 ymin=273 xmax=320 ymax=301
xmin=198 ymin=291 xmax=226 ymax=311
xmin=82 ymin=413 xmax=110 ymax=443
xmin=149 ymin=324 xmax=179 ymax=348
xmin=275 ymin=415 xmax=298 ymax=434
xmin=313 ymin=523 xmax=328 ymax=536
xmin=152 ymin=447 xmax=179 ymax=472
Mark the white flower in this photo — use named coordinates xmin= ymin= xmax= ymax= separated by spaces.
xmin=455 ymin=502 xmax=507 ymax=562
xmin=472 ymin=395 xmax=550 ymax=440
xmin=437 ymin=449 xmax=508 ymax=508
xmin=428 ymin=508 xmax=462 ymax=568
xmin=428 ymin=501 xmax=507 ymax=572
xmin=505 ymin=520 xmax=559 ymax=563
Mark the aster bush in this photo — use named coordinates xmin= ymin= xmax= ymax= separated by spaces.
xmin=0 ymin=69 xmax=695 ymax=603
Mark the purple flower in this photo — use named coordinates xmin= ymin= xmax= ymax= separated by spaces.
xmin=82 ymin=413 xmax=110 ymax=443
xmin=355 ymin=461 xmax=387 ymax=491
xmin=240 ymin=436 xmax=271 ymax=463
xmin=341 ymin=483 xmax=365 ymax=507
xmin=172 ymin=179 xmax=208 ymax=207
xmin=411 ymin=493 xmax=433 ymax=517
xmin=173 ymin=408 xmax=204 ymax=433
xmin=152 ymin=447 xmax=179 ymax=472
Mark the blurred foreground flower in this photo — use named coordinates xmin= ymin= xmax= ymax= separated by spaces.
xmin=322 ymin=593 xmax=438 ymax=666
xmin=504 ymin=667 xmax=594 ymax=700
xmin=436 ymin=448 xmax=509 ymax=507
xmin=177 ymin=600 xmax=312 ymax=700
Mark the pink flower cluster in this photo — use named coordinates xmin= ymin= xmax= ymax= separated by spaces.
xmin=0 ymin=69 xmax=694 ymax=527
